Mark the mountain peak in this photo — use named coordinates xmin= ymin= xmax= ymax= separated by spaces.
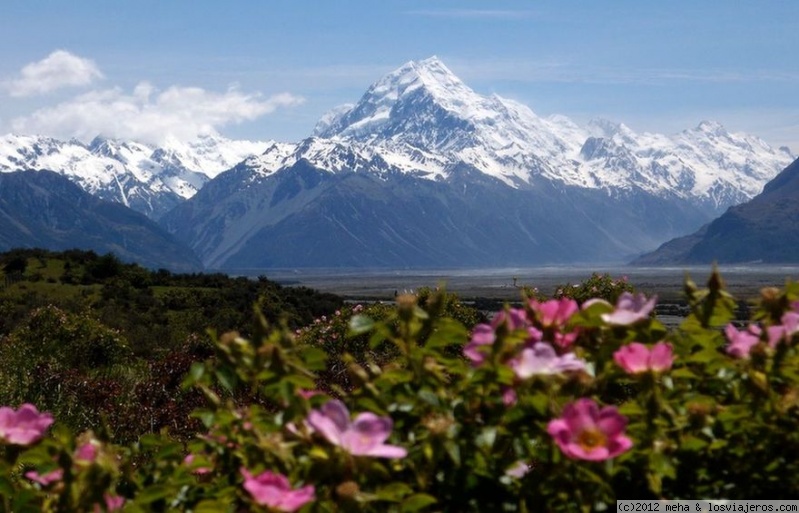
xmin=315 ymin=56 xmax=481 ymax=141
xmin=383 ymin=56 xmax=472 ymax=101
xmin=695 ymin=120 xmax=727 ymax=136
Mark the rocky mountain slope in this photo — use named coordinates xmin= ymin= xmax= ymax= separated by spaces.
xmin=632 ymin=158 xmax=799 ymax=264
xmin=0 ymin=170 xmax=202 ymax=271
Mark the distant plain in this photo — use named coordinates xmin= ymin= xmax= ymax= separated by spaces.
xmin=239 ymin=265 xmax=799 ymax=302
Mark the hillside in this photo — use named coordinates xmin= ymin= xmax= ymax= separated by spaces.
xmin=0 ymin=169 xmax=202 ymax=272
xmin=633 ymin=158 xmax=799 ymax=264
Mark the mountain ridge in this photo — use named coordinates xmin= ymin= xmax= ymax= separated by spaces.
xmin=632 ymin=158 xmax=799 ymax=265
xmin=0 ymin=170 xmax=202 ymax=271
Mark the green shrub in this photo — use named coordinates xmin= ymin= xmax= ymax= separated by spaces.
xmin=1 ymin=270 xmax=798 ymax=511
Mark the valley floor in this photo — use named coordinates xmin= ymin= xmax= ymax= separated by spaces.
xmin=232 ymin=264 xmax=799 ymax=302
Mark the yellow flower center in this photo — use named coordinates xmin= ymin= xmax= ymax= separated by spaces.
xmin=577 ymin=428 xmax=607 ymax=451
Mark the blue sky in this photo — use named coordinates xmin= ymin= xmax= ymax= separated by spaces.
xmin=1 ymin=1 xmax=797 ymax=150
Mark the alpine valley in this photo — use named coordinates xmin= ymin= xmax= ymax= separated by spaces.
xmin=1 ymin=57 xmax=795 ymax=269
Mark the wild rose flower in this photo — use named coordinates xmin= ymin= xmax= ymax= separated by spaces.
xmin=25 ymin=468 xmax=63 ymax=486
xmin=511 ymin=342 xmax=586 ymax=380
xmin=547 ymin=398 xmax=633 ymax=461
xmin=502 ymin=387 xmax=518 ymax=406
xmin=464 ymin=324 xmax=495 ymax=365
xmin=553 ymin=330 xmax=579 ymax=349
xmin=464 ymin=308 xmax=542 ymax=365
xmin=0 ymin=404 xmax=54 ymax=445
xmin=529 ymin=298 xmax=578 ymax=329
xmin=614 ymin=342 xmax=674 ymax=374
xmin=725 ymin=324 xmax=762 ymax=358
xmin=766 ymin=311 xmax=799 ymax=348
xmin=297 ymin=389 xmax=322 ymax=400
xmin=601 ymin=292 xmax=657 ymax=326
xmin=241 ymin=469 xmax=315 ymax=512
xmin=75 ymin=442 xmax=99 ymax=463
xmin=306 ymin=400 xmax=407 ymax=458
xmin=93 ymin=494 xmax=125 ymax=513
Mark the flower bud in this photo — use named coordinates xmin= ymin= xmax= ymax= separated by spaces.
xmin=336 ymin=480 xmax=360 ymax=499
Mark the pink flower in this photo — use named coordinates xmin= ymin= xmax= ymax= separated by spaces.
xmin=297 ymin=389 xmax=322 ymax=400
xmin=547 ymin=398 xmax=633 ymax=461
xmin=725 ymin=324 xmax=762 ymax=358
xmin=502 ymin=387 xmax=518 ymax=406
xmin=511 ymin=342 xmax=586 ymax=380
xmin=306 ymin=400 xmax=407 ymax=458
xmin=613 ymin=342 xmax=674 ymax=374
xmin=601 ymin=292 xmax=657 ymax=325
xmin=93 ymin=494 xmax=125 ymax=512
xmin=75 ymin=442 xmax=98 ymax=463
xmin=529 ymin=298 xmax=578 ymax=329
xmin=464 ymin=308 xmax=543 ymax=365
xmin=464 ymin=324 xmax=495 ymax=365
xmin=553 ymin=330 xmax=579 ymax=349
xmin=25 ymin=468 xmax=63 ymax=486
xmin=241 ymin=469 xmax=315 ymax=512
xmin=766 ymin=312 xmax=799 ymax=348
xmin=0 ymin=404 xmax=54 ymax=445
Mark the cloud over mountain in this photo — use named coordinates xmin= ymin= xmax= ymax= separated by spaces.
xmin=3 ymin=50 xmax=103 ymax=97
xmin=3 ymin=50 xmax=305 ymax=146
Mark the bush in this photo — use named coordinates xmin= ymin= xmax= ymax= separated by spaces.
xmin=1 ymin=270 xmax=798 ymax=511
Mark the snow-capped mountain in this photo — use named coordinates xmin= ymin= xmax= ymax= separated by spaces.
xmin=161 ymin=56 xmax=795 ymax=269
xmin=0 ymin=133 xmax=270 ymax=218
xmin=3 ymin=56 xmax=794 ymax=268
xmin=311 ymin=56 xmax=792 ymax=210
xmin=162 ymin=58 xmax=792 ymax=269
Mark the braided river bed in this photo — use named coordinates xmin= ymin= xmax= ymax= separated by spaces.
xmin=239 ymin=265 xmax=799 ymax=303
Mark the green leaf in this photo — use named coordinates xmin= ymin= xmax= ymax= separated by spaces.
xmin=215 ymin=366 xmax=238 ymax=391
xmin=187 ymin=362 xmax=205 ymax=384
xmin=444 ymin=439 xmax=461 ymax=466
xmin=476 ymin=426 xmax=497 ymax=449
xmin=401 ymin=493 xmax=437 ymax=512
xmin=300 ymin=346 xmax=328 ymax=369
xmin=194 ymin=499 xmax=234 ymax=513
xmin=688 ymin=348 xmax=722 ymax=364
xmin=649 ymin=452 xmax=676 ymax=480
xmin=0 ymin=475 xmax=14 ymax=497
xmin=617 ymin=401 xmax=644 ymax=417
xmin=285 ymin=374 xmax=317 ymax=390
xmin=418 ymin=389 xmax=440 ymax=406
xmin=375 ymin=482 xmax=412 ymax=501
xmin=680 ymin=435 xmax=708 ymax=452
xmin=426 ymin=318 xmax=468 ymax=348
xmin=349 ymin=315 xmax=375 ymax=335
xmin=136 ymin=484 xmax=173 ymax=504
xmin=670 ymin=367 xmax=698 ymax=379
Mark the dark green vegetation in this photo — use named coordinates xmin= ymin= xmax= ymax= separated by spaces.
xmin=0 ymin=248 xmax=343 ymax=443
xmin=0 ymin=170 xmax=202 ymax=272
xmin=634 ymin=157 xmax=799 ymax=264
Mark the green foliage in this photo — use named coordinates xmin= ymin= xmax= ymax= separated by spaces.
xmin=1 ymin=270 xmax=799 ymax=511
xmin=552 ymin=272 xmax=635 ymax=305
xmin=0 ymin=249 xmax=344 ymax=444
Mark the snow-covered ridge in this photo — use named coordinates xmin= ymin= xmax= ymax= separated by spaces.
xmin=0 ymin=132 xmax=272 ymax=217
xmin=1 ymin=56 xmax=795 ymax=219
xmin=313 ymin=56 xmax=794 ymax=207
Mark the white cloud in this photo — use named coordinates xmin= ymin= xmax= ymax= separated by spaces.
xmin=11 ymin=82 xmax=305 ymax=145
xmin=4 ymin=50 xmax=104 ymax=97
